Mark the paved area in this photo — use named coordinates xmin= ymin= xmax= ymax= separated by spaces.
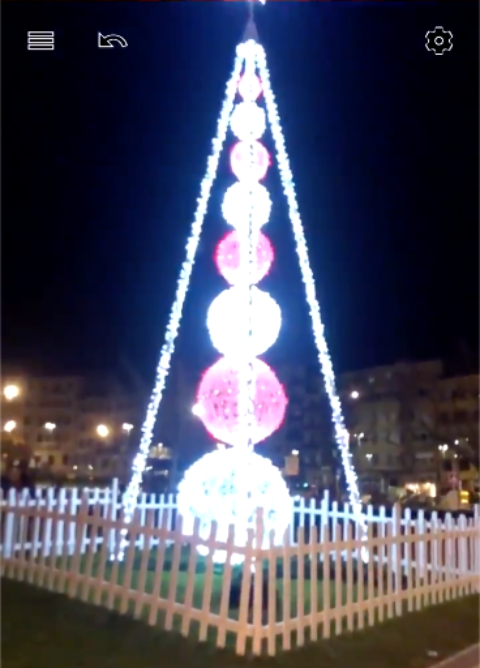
xmin=431 ymin=645 xmax=480 ymax=668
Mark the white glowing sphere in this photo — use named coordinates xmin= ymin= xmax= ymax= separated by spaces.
xmin=230 ymin=141 xmax=270 ymax=183
xmin=222 ymin=182 xmax=271 ymax=231
xmin=177 ymin=448 xmax=292 ymax=565
xmin=230 ymin=102 xmax=266 ymax=141
xmin=207 ymin=287 xmax=281 ymax=357
xmin=236 ymin=40 xmax=258 ymax=64
xmin=237 ymin=73 xmax=262 ymax=102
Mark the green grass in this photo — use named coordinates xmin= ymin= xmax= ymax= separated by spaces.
xmin=22 ymin=546 xmax=362 ymax=621
xmin=2 ymin=579 xmax=479 ymax=668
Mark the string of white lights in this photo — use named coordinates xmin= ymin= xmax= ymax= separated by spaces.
xmin=255 ymin=43 xmax=367 ymax=537
xmin=117 ymin=50 xmax=246 ymax=560
xmin=244 ymin=203 xmax=257 ymax=453
xmin=236 ymin=42 xmax=258 ymax=452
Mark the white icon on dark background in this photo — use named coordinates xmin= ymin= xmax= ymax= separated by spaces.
xmin=27 ymin=31 xmax=55 ymax=51
xmin=425 ymin=27 xmax=453 ymax=56
xmin=98 ymin=33 xmax=128 ymax=49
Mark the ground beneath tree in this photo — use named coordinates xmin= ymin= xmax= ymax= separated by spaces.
xmin=2 ymin=579 xmax=478 ymax=668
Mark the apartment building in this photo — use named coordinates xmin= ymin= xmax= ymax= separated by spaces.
xmin=3 ymin=358 xmax=477 ymax=492
xmin=1 ymin=358 xmax=200 ymax=485
xmin=1 ymin=373 xmax=146 ymax=481
xmin=339 ymin=360 xmax=479 ymax=488
xmin=268 ymin=359 xmax=478 ymax=493
xmin=273 ymin=364 xmax=337 ymax=489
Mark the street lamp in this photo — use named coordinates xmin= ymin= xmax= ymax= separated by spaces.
xmin=122 ymin=423 xmax=133 ymax=433
xmin=191 ymin=403 xmax=203 ymax=417
xmin=3 ymin=385 xmax=20 ymax=401
xmin=350 ymin=390 xmax=360 ymax=400
xmin=96 ymin=424 xmax=109 ymax=438
xmin=44 ymin=422 xmax=56 ymax=431
xmin=4 ymin=420 xmax=16 ymax=433
xmin=351 ymin=433 xmax=364 ymax=449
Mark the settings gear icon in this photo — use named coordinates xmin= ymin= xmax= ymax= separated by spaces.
xmin=425 ymin=27 xmax=453 ymax=56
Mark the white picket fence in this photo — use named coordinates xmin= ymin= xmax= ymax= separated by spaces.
xmin=1 ymin=481 xmax=479 ymax=656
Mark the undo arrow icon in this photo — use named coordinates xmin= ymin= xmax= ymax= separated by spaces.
xmin=98 ymin=33 xmax=128 ymax=49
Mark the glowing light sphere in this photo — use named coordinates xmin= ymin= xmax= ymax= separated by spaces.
xmin=215 ymin=230 xmax=274 ymax=285
xmin=222 ymin=182 xmax=271 ymax=231
xmin=176 ymin=448 xmax=292 ymax=564
xmin=207 ymin=286 xmax=281 ymax=357
xmin=195 ymin=357 xmax=287 ymax=446
xmin=230 ymin=102 xmax=266 ymax=141
xmin=238 ymin=73 xmax=262 ymax=102
xmin=230 ymin=141 xmax=270 ymax=182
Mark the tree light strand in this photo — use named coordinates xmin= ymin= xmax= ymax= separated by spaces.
xmin=118 ymin=50 xmax=245 ymax=559
xmin=236 ymin=40 xmax=260 ymax=452
xmin=255 ymin=43 xmax=367 ymax=539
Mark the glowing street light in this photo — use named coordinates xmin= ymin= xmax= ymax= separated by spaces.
xmin=350 ymin=390 xmax=360 ymax=400
xmin=191 ymin=403 xmax=203 ymax=417
xmin=96 ymin=424 xmax=109 ymax=438
xmin=44 ymin=422 xmax=56 ymax=431
xmin=122 ymin=423 xmax=134 ymax=433
xmin=4 ymin=420 xmax=16 ymax=433
xmin=3 ymin=385 xmax=20 ymax=401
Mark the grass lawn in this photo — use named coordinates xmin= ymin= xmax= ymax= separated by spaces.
xmin=94 ymin=550 xmax=353 ymax=618
xmin=3 ymin=579 xmax=479 ymax=668
xmin=30 ymin=547 xmax=367 ymax=621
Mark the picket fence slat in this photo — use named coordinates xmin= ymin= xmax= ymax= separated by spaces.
xmin=1 ymin=482 xmax=479 ymax=657
xmin=134 ymin=509 xmax=154 ymax=620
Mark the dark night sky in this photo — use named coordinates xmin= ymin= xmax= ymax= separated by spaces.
xmin=3 ymin=2 xmax=479 ymax=383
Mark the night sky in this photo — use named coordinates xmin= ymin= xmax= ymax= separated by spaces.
xmin=3 ymin=2 xmax=479 ymax=384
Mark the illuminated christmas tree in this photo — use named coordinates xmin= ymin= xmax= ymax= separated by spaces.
xmin=120 ymin=2 xmax=365 ymax=560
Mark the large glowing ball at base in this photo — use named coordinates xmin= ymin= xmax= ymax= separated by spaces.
xmin=230 ymin=141 xmax=270 ymax=183
xmin=195 ymin=357 xmax=287 ymax=446
xmin=207 ymin=287 xmax=281 ymax=357
xmin=222 ymin=182 xmax=271 ymax=231
xmin=176 ymin=448 xmax=292 ymax=565
xmin=230 ymin=102 xmax=266 ymax=142
xmin=238 ymin=73 xmax=262 ymax=102
xmin=215 ymin=230 xmax=274 ymax=286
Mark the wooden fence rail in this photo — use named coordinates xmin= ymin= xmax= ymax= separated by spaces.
xmin=1 ymin=486 xmax=479 ymax=656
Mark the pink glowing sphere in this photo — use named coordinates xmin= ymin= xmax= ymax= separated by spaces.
xmin=238 ymin=74 xmax=262 ymax=102
xmin=215 ymin=230 xmax=274 ymax=286
xmin=195 ymin=357 xmax=287 ymax=447
xmin=230 ymin=141 xmax=270 ymax=182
